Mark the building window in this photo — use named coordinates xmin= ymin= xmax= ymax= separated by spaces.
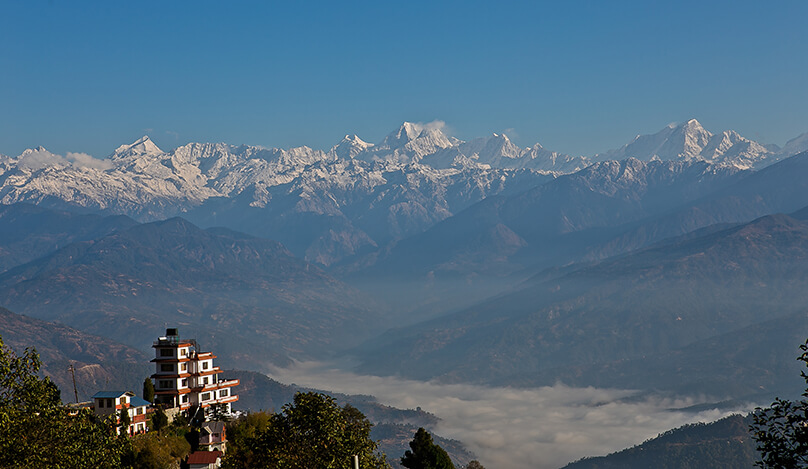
xmin=180 ymin=363 xmax=187 ymax=371
xmin=181 ymin=348 xmax=187 ymax=356
xmin=182 ymin=395 xmax=189 ymax=403
xmin=201 ymin=392 xmax=211 ymax=401
xmin=160 ymin=349 xmax=173 ymax=357
xmin=98 ymin=399 xmax=104 ymax=408
xmin=107 ymin=399 xmax=113 ymax=408
xmin=181 ymin=378 xmax=188 ymax=387
xmin=160 ymin=364 xmax=173 ymax=372
xmin=159 ymin=380 xmax=172 ymax=389
xmin=203 ymin=377 xmax=209 ymax=385
xmin=203 ymin=361 xmax=209 ymax=370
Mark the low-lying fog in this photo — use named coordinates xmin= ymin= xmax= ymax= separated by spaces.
xmin=269 ymin=362 xmax=752 ymax=469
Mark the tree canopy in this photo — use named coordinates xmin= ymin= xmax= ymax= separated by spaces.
xmin=750 ymin=338 xmax=808 ymax=468
xmin=224 ymin=391 xmax=390 ymax=469
xmin=401 ymin=427 xmax=455 ymax=469
xmin=0 ymin=334 xmax=132 ymax=468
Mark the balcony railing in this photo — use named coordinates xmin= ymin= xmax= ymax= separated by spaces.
xmin=153 ymin=336 xmax=180 ymax=346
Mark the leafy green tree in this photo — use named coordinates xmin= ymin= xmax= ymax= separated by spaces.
xmin=130 ymin=430 xmax=191 ymax=469
xmin=143 ymin=377 xmax=155 ymax=403
xmin=151 ymin=406 xmax=169 ymax=433
xmin=401 ymin=427 xmax=455 ymax=469
xmin=223 ymin=392 xmax=390 ymax=469
xmin=0 ymin=336 xmax=60 ymax=412
xmin=751 ymin=338 xmax=808 ymax=468
xmin=464 ymin=461 xmax=485 ymax=469
xmin=0 ymin=334 xmax=132 ymax=468
xmin=225 ymin=410 xmax=272 ymax=457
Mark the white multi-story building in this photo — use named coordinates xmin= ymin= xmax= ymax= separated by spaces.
xmin=151 ymin=328 xmax=239 ymax=415
xmin=92 ymin=391 xmax=149 ymax=435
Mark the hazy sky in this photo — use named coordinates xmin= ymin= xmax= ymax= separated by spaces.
xmin=1 ymin=1 xmax=806 ymax=158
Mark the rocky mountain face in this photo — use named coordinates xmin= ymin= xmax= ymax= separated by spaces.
xmin=2 ymin=120 xmax=802 ymax=267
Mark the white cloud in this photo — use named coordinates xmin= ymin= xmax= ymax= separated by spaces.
xmin=66 ymin=152 xmax=114 ymax=170
xmin=17 ymin=148 xmax=113 ymax=171
xmin=502 ymin=128 xmax=519 ymax=139
xmin=422 ymin=120 xmax=447 ymax=132
xmin=18 ymin=148 xmax=67 ymax=170
xmin=268 ymin=362 xmax=753 ymax=469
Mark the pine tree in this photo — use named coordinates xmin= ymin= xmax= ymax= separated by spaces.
xmin=401 ymin=427 xmax=455 ymax=469
xmin=143 ymin=377 xmax=155 ymax=403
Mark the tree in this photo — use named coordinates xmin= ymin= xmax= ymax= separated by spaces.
xmin=223 ymin=392 xmax=390 ymax=469
xmin=151 ymin=406 xmax=169 ymax=433
xmin=143 ymin=377 xmax=155 ymax=403
xmin=129 ymin=431 xmax=191 ymax=469
xmin=120 ymin=405 xmax=131 ymax=434
xmin=464 ymin=461 xmax=485 ymax=469
xmin=751 ymin=338 xmax=808 ymax=468
xmin=0 ymin=334 xmax=132 ymax=468
xmin=401 ymin=427 xmax=455 ymax=469
xmin=0 ymin=336 xmax=60 ymax=413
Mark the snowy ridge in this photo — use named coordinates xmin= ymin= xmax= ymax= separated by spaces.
xmin=593 ymin=118 xmax=788 ymax=169
xmin=0 ymin=119 xmax=803 ymax=264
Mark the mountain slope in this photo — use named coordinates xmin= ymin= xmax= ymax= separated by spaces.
xmin=0 ymin=306 xmax=149 ymax=402
xmin=562 ymin=414 xmax=757 ymax=469
xmin=586 ymin=151 xmax=808 ymax=260
xmin=354 ymin=211 xmax=808 ymax=399
xmin=354 ymin=158 xmax=746 ymax=281
xmin=0 ymin=202 xmax=137 ymax=273
xmin=0 ymin=217 xmax=380 ymax=368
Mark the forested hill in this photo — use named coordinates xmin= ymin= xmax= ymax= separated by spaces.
xmin=561 ymin=414 xmax=758 ymax=469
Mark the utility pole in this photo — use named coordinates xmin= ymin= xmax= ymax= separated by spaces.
xmin=68 ymin=363 xmax=79 ymax=403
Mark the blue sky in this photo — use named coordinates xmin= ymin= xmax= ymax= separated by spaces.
xmin=1 ymin=1 xmax=806 ymax=158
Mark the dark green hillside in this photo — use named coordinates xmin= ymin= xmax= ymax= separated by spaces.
xmin=355 ymin=211 xmax=808 ymax=399
xmin=562 ymin=414 xmax=757 ymax=469
xmin=0 ymin=217 xmax=382 ymax=369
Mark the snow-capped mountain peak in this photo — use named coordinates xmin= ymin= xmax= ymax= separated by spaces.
xmin=112 ymin=135 xmax=164 ymax=159
xmin=594 ymin=119 xmax=776 ymax=169
xmin=330 ymin=134 xmax=373 ymax=159
xmin=379 ymin=122 xmax=423 ymax=149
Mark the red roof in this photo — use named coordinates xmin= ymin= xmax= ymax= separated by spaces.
xmin=187 ymin=450 xmax=222 ymax=464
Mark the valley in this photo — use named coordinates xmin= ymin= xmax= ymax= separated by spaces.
xmin=2 ymin=120 xmax=808 ymax=467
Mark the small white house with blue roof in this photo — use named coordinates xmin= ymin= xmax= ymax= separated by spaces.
xmin=92 ymin=391 xmax=150 ymax=435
